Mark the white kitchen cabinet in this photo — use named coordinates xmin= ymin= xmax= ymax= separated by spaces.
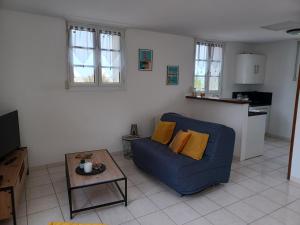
xmin=244 ymin=114 xmax=267 ymax=159
xmin=235 ymin=54 xmax=266 ymax=84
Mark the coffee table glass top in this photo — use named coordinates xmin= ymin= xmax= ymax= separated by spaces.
xmin=65 ymin=149 xmax=125 ymax=189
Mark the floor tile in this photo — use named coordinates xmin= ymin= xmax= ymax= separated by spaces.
xmin=50 ymin=172 xmax=66 ymax=183
xmin=251 ymin=174 xmax=285 ymax=187
xmin=137 ymin=211 xmax=176 ymax=225
xmin=184 ymin=217 xmax=212 ymax=225
xmin=229 ymin=171 xmax=248 ymax=183
xmin=127 ymin=197 xmax=159 ymax=218
xmin=206 ymin=189 xmax=239 ymax=207
xmin=52 ymin=180 xmax=67 ymax=193
xmin=16 ymin=202 xmax=27 ymax=218
xmin=85 ymin=184 xmax=121 ymax=206
xmin=270 ymin=207 xmax=300 ymax=225
xmin=27 ymin=207 xmax=63 ymax=225
xmin=126 ymin=186 xmax=145 ymax=202
xmin=137 ymin=181 xmax=166 ymax=196
xmin=26 ymin=194 xmax=59 ymax=214
xmin=260 ymin=188 xmax=297 ymax=205
xmin=97 ymin=205 xmax=134 ymax=225
xmin=238 ymin=179 xmax=269 ymax=192
xmin=223 ymin=183 xmax=254 ymax=199
xmin=185 ymin=196 xmax=221 ymax=216
xmin=243 ymin=195 xmax=281 ymax=214
xmin=59 ymin=203 xmax=100 ymax=223
xmin=205 ymin=209 xmax=246 ymax=225
xmin=148 ymin=191 xmax=182 ymax=209
xmin=226 ymin=201 xmax=265 ymax=223
xmin=56 ymin=189 xmax=90 ymax=209
xmin=234 ymin=167 xmax=260 ymax=178
xmin=163 ymin=202 xmax=200 ymax=225
xmin=250 ymin=216 xmax=284 ymax=225
xmin=48 ymin=165 xmax=65 ymax=174
xmin=28 ymin=168 xmax=49 ymax=178
xmin=26 ymin=175 xmax=52 ymax=188
xmin=120 ymin=220 xmax=141 ymax=225
xmin=286 ymin=199 xmax=300 ymax=214
xmin=274 ymin=182 xmax=300 ymax=198
xmin=26 ymin=184 xmax=55 ymax=200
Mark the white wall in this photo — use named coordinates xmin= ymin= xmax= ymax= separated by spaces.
xmin=0 ymin=9 xmax=194 ymax=166
xmin=253 ymin=40 xmax=298 ymax=139
xmin=291 ymin=94 xmax=300 ymax=183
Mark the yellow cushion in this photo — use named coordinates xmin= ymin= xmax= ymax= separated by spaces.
xmin=181 ymin=130 xmax=209 ymax=160
xmin=151 ymin=121 xmax=176 ymax=144
xmin=169 ymin=130 xmax=191 ymax=153
xmin=49 ymin=223 xmax=106 ymax=225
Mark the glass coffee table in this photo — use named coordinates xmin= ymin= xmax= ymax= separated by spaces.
xmin=65 ymin=149 xmax=127 ymax=219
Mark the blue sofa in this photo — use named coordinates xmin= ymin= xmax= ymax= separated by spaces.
xmin=131 ymin=113 xmax=235 ymax=195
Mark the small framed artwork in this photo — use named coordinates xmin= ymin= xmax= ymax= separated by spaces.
xmin=138 ymin=49 xmax=153 ymax=71
xmin=166 ymin=65 xmax=179 ymax=85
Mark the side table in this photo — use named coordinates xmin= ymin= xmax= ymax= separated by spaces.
xmin=122 ymin=135 xmax=143 ymax=159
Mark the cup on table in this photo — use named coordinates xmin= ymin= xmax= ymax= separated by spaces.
xmin=84 ymin=162 xmax=93 ymax=173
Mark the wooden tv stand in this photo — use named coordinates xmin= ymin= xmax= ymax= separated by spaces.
xmin=0 ymin=148 xmax=28 ymax=225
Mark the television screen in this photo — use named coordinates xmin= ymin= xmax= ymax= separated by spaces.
xmin=0 ymin=110 xmax=20 ymax=160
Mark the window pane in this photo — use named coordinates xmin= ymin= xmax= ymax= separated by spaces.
xmin=209 ymin=76 xmax=219 ymax=91
xmin=211 ymin=46 xmax=222 ymax=61
xmin=210 ymin=61 xmax=222 ymax=76
xmin=71 ymin=29 xmax=94 ymax=48
xmin=194 ymin=76 xmax=205 ymax=91
xmin=196 ymin=44 xmax=208 ymax=60
xmin=101 ymin=33 xmax=120 ymax=50
xmin=73 ymin=66 xmax=95 ymax=83
xmin=72 ymin=48 xmax=94 ymax=66
xmin=195 ymin=60 xmax=207 ymax=76
xmin=102 ymin=68 xmax=120 ymax=83
xmin=101 ymin=50 xmax=120 ymax=67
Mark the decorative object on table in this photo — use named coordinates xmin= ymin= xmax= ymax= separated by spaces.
xmin=130 ymin=124 xmax=138 ymax=136
xmin=138 ymin=49 xmax=153 ymax=71
xmin=122 ymin=135 xmax=143 ymax=159
xmin=79 ymin=159 xmax=85 ymax=169
xmin=166 ymin=65 xmax=179 ymax=85
xmin=84 ymin=162 xmax=93 ymax=173
xmin=75 ymin=163 xmax=106 ymax=176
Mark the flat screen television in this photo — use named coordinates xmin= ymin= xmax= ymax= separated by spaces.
xmin=0 ymin=110 xmax=20 ymax=161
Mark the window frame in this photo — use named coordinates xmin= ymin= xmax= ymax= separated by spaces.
xmin=67 ymin=22 xmax=125 ymax=90
xmin=193 ymin=40 xmax=224 ymax=95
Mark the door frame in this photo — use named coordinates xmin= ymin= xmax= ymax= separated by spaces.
xmin=288 ymin=65 xmax=300 ymax=179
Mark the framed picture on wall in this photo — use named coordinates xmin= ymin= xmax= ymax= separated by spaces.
xmin=166 ymin=65 xmax=179 ymax=85
xmin=138 ymin=49 xmax=153 ymax=71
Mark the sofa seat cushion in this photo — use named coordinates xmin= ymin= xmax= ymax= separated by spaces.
xmin=132 ymin=138 xmax=213 ymax=180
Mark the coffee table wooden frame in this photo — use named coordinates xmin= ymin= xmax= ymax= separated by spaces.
xmin=65 ymin=149 xmax=127 ymax=219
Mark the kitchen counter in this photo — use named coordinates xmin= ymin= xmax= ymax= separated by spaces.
xmin=186 ymin=96 xmax=251 ymax=104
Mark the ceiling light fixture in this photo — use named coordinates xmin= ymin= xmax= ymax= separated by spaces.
xmin=286 ymin=28 xmax=300 ymax=35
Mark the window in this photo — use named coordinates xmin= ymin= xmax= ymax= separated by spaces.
xmin=194 ymin=41 xmax=224 ymax=94
xmin=68 ymin=23 xmax=124 ymax=88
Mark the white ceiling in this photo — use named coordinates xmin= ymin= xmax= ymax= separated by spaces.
xmin=1 ymin=0 xmax=300 ymax=42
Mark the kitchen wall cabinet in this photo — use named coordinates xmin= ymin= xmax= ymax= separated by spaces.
xmin=235 ymin=54 xmax=266 ymax=84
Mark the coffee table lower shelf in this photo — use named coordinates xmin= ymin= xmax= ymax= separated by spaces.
xmin=64 ymin=149 xmax=128 ymax=219
xmin=66 ymin=179 xmax=127 ymax=219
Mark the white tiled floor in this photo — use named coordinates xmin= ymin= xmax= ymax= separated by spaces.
xmin=2 ymin=137 xmax=299 ymax=225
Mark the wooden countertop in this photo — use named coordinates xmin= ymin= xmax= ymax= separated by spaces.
xmin=186 ymin=95 xmax=251 ymax=104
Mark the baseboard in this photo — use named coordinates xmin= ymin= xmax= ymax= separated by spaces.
xmin=265 ymin=133 xmax=291 ymax=142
